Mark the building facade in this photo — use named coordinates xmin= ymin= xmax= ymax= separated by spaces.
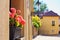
xmin=39 ymin=11 xmax=59 ymax=35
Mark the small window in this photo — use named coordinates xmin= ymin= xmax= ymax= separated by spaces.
xmin=52 ymin=21 xmax=55 ymax=26
xmin=52 ymin=30 xmax=54 ymax=32
xmin=59 ymin=25 xmax=60 ymax=27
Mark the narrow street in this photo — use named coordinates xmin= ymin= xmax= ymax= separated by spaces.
xmin=33 ymin=35 xmax=60 ymax=40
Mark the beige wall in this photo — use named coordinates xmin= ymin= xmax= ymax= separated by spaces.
xmin=0 ymin=0 xmax=9 ymax=40
xmin=40 ymin=16 xmax=59 ymax=35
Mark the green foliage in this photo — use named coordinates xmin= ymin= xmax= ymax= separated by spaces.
xmin=33 ymin=1 xmax=47 ymax=12
xmin=32 ymin=15 xmax=41 ymax=29
xmin=40 ymin=3 xmax=47 ymax=12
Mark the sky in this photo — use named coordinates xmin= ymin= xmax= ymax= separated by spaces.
xmin=40 ymin=0 xmax=60 ymax=15
xmin=34 ymin=0 xmax=60 ymax=15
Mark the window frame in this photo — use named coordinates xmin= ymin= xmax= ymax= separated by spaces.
xmin=52 ymin=21 xmax=55 ymax=26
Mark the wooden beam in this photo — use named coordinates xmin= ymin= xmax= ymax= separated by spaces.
xmin=28 ymin=0 xmax=33 ymax=40
xmin=24 ymin=0 xmax=33 ymax=40
xmin=0 ymin=0 xmax=9 ymax=40
xmin=24 ymin=0 xmax=28 ymax=40
xmin=28 ymin=11 xmax=32 ymax=40
xmin=29 ymin=0 xmax=34 ymax=12
xmin=28 ymin=0 xmax=34 ymax=40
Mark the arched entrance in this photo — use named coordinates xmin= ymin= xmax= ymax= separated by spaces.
xmin=0 ymin=0 xmax=33 ymax=40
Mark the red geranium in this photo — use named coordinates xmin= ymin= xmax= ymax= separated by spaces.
xmin=21 ymin=19 xmax=25 ymax=25
xmin=9 ymin=8 xmax=25 ymax=28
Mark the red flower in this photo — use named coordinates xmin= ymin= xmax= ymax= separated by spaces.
xmin=9 ymin=8 xmax=16 ymax=18
xmin=21 ymin=19 xmax=25 ymax=25
xmin=15 ymin=15 xmax=23 ymax=23
xmin=9 ymin=8 xmax=26 ymax=28
xmin=10 ymin=8 xmax=16 ymax=13
xmin=9 ymin=12 xmax=15 ymax=18
xmin=15 ymin=15 xmax=25 ymax=25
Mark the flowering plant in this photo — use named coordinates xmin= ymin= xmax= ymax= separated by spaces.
xmin=32 ymin=15 xmax=41 ymax=29
xmin=9 ymin=8 xmax=25 ymax=28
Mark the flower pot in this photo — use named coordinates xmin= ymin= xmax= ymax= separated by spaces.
xmin=32 ymin=26 xmax=38 ymax=38
xmin=20 ymin=27 xmax=24 ymax=37
xmin=10 ymin=26 xmax=22 ymax=40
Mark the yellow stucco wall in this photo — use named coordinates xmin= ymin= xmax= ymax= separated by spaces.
xmin=39 ymin=16 xmax=59 ymax=35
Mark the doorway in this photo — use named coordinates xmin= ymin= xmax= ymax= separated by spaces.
xmin=9 ymin=0 xmax=24 ymax=40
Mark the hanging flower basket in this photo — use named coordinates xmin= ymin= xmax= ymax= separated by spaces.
xmin=32 ymin=15 xmax=41 ymax=38
xmin=32 ymin=26 xmax=38 ymax=38
xmin=9 ymin=8 xmax=25 ymax=40
xmin=10 ymin=26 xmax=22 ymax=40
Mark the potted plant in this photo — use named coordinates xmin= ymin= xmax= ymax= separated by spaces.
xmin=9 ymin=8 xmax=25 ymax=40
xmin=32 ymin=15 xmax=41 ymax=38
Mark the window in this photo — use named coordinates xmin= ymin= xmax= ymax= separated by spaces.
xmin=59 ymin=25 xmax=60 ymax=27
xmin=52 ymin=21 xmax=55 ymax=26
xmin=52 ymin=30 xmax=54 ymax=32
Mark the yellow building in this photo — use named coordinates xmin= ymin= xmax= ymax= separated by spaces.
xmin=59 ymin=16 xmax=60 ymax=33
xmin=39 ymin=11 xmax=59 ymax=35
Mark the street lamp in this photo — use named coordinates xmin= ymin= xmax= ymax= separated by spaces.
xmin=36 ymin=0 xmax=41 ymax=11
